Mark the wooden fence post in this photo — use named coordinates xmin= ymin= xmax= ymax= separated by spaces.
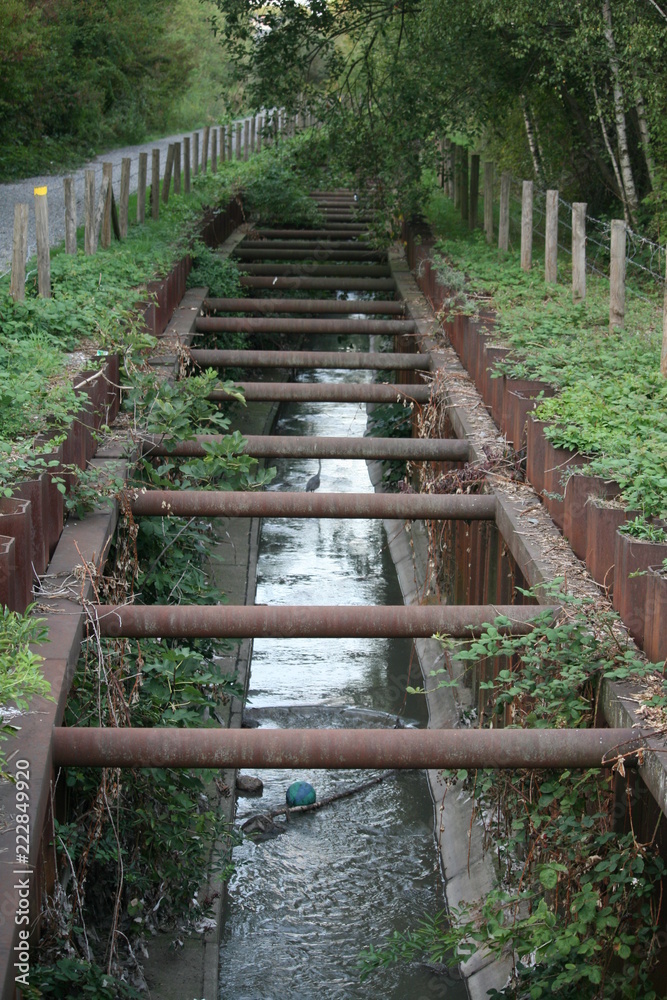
xmin=469 ymin=154 xmax=480 ymax=230
xmin=184 ymin=137 xmax=191 ymax=194
xmin=119 ymin=158 xmax=130 ymax=237
xmin=236 ymin=123 xmax=242 ymax=160
xmin=545 ymin=189 xmax=559 ymax=284
xmin=193 ymin=132 xmax=199 ymax=177
xmin=34 ymin=186 xmax=51 ymax=296
xmin=162 ymin=144 xmax=174 ymax=204
xmin=227 ymin=127 xmax=233 ymax=161
xmin=244 ymin=119 xmax=250 ymax=161
xmin=257 ymin=118 xmax=263 ymax=154
xmin=202 ymin=126 xmax=209 ymax=173
xmin=251 ymin=116 xmax=256 ymax=153
xmin=137 ymin=153 xmax=147 ymax=223
xmin=85 ymin=170 xmax=96 ymax=252
xmin=572 ymin=202 xmax=587 ymax=301
xmin=10 ymin=204 xmax=29 ymax=301
xmin=101 ymin=163 xmax=113 ymax=249
xmin=609 ymin=219 xmax=626 ymax=330
xmin=220 ymin=127 xmax=226 ymax=163
xmin=64 ymin=177 xmax=77 ymax=254
xmin=447 ymin=145 xmax=455 ymax=200
xmin=461 ymin=151 xmax=469 ymax=223
xmin=173 ymin=143 xmax=181 ymax=195
xmin=521 ymin=180 xmax=533 ymax=271
xmin=211 ymin=129 xmax=217 ymax=173
xmin=452 ymin=147 xmax=460 ymax=207
xmin=498 ymin=172 xmax=511 ymax=251
xmin=92 ymin=173 xmax=110 ymax=253
xmin=151 ymin=149 xmax=160 ymax=220
xmin=483 ymin=162 xmax=494 ymax=244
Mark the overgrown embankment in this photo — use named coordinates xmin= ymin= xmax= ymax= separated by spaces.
xmin=424 ymin=191 xmax=667 ymax=529
xmin=1 ymin=128 xmax=347 ymax=994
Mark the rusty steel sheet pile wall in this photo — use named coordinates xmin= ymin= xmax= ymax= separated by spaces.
xmin=391 ymin=227 xmax=667 ymax=840
xmin=0 ymin=197 xmax=243 ymax=1000
xmin=0 ymin=197 xmax=243 ymax=617
xmin=401 ymin=217 xmax=666 ymax=665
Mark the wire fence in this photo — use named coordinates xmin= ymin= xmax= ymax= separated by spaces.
xmin=1 ymin=107 xmax=287 ymax=280
xmin=505 ymin=174 xmax=665 ymax=302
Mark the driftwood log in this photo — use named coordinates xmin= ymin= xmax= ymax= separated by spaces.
xmin=241 ymin=770 xmax=396 ymax=836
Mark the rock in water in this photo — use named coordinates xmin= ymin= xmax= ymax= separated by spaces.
xmin=286 ymin=780 xmax=316 ymax=807
xmin=236 ymin=774 xmax=264 ymax=795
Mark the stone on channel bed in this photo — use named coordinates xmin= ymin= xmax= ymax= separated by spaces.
xmin=286 ymin=780 xmax=316 ymax=807
xmin=236 ymin=774 xmax=264 ymax=795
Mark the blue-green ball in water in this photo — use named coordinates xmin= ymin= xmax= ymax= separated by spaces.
xmin=286 ymin=781 xmax=316 ymax=807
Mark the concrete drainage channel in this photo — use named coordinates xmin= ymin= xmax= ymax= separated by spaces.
xmin=0 ymin=191 xmax=651 ymax=999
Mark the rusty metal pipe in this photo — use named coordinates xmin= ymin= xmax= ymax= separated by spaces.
xmin=241 ymin=264 xmax=391 ymax=277
xmin=89 ymin=603 xmax=555 ymax=639
xmin=130 ymin=490 xmax=496 ymax=520
xmin=203 ymin=298 xmax=404 ymax=315
xmin=208 ymin=382 xmax=431 ymax=404
xmin=52 ymin=727 xmax=641 ymax=771
xmin=195 ymin=317 xmax=414 ymax=335
xmin=234 ymin=249 xmax=387 ymax=262
xmin=236 ymin=241 xmax=378 ymax=252
xmin=189 ymin=349 xmax=423 ymax=370
xmin=141 ymin=434 xmax=469 ymax=461
xmin=252 ymin=230 xmax=365 ymax=240
xmin=240 ymin=277 xmax=396 ymax=291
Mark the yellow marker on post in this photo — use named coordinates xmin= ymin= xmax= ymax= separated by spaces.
xmin=33 ymin=185 xmax=51 ymax=297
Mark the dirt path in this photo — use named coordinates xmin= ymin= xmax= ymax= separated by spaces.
xmin=0 ymin=124 xmax=243 ymax=274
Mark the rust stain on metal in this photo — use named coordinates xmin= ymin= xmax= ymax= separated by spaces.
xmin=203 ymin=297 xmax=406 ymax=315
xmin=208 ymin=382 xmax=432 ymax=404
xmin=189 ymin=349 xmax=423 ymax=370
xmin=195 ymin=317 xmax=415 ymax=335
xmin=130 ymin=490 xmax=496 ymax=520
xmin=142 ymin=434 xmax=468 ymax=461
xmin=52 ymin=727 xmax=646 ymax=771
xmin=89 ymin=603 xmax=556 ymax=639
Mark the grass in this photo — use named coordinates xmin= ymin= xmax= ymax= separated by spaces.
xmin=0 ymin=128 xmax=339 ymax=490
xmin=424 ymin=189 xmax=667 ymax=520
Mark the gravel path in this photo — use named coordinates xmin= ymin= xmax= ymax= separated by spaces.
xmin=0 ymin=120 xmax=253 ymax=274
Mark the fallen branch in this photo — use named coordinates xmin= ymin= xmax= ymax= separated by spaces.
xmin=241 ymin=769 xmax=395 ymax=833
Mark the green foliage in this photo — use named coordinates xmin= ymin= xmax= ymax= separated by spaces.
xmin=49 ymin=356 xmax=274 ymax=971
xmin=367 ymin=399 xmax=414 ymax=489
xmin=618 ymin=517 xmax=667 ymax=543
xmin=187 ymin=241 xmax=245 ymax=299
xmin=26 ymin=959 xmax=142 ymax=999
xmin=0 ymin=607 xmax=51 ymax=777
xmin=362 ymin=585 xmax=666 ymax=996
xmin=0 ymin=0 xmax=237 ymax=180
xmin=238 ymin=144 xmax=324 ymax=226
xmin=425 ymin=189 xmax=667 ymax=519
xmin=209 ymin=0 xmax=667 ymax=229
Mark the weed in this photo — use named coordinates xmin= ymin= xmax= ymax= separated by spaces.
xmin=0 ymin=607 xmax=51 ymax=777
xmin=361 ymin=585 xmax=666 ymax=997
xmin=423 ymin=189 xmax=667 ymax=519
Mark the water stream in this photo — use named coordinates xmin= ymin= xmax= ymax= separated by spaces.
xmin=219 ymin=337 xmax=467 ymax=1000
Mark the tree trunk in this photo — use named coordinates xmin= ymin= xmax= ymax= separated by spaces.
xmin=602 ymin=0 xmax=639 ymax=224
xmin=520 ymin=94 xmax=544 ymax=185
xmin=634 ymin=81 xmax=657 ymax=190
xmin=591 ymin=74 xmax=629 ymax=222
